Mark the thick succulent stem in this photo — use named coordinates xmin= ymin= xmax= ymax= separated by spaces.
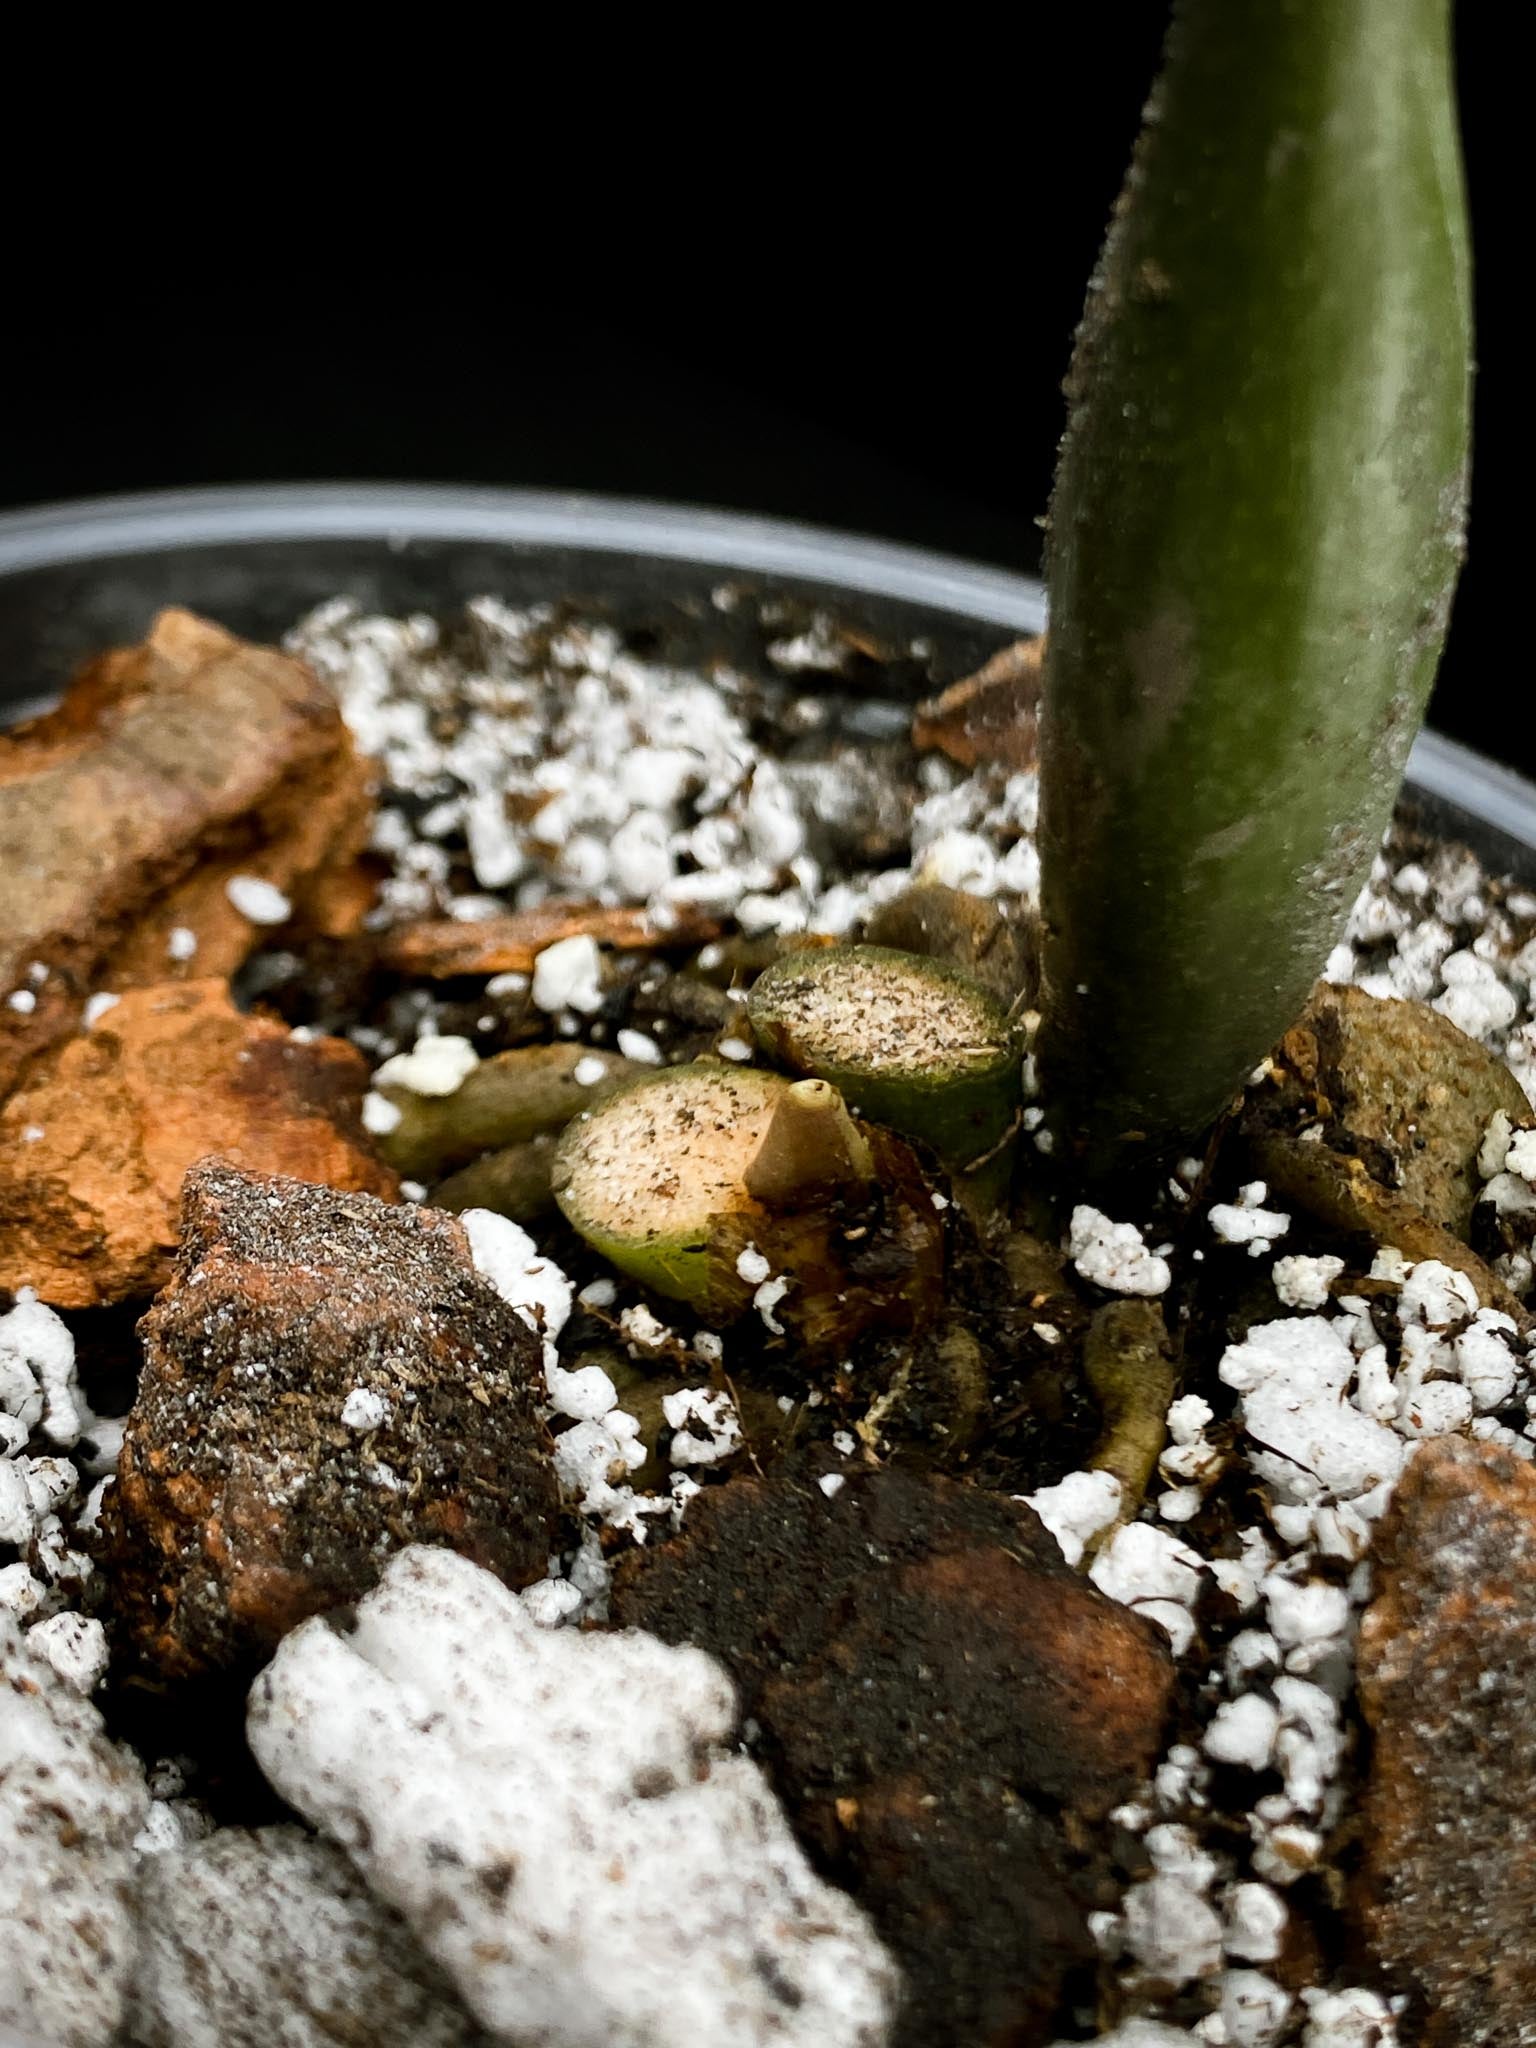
xmin=550 ymin=1061 xmax=943 ymax=1346
xmin=748 ymin=945 xmax=1021 ymax=1172
xmin=1038 ymin=0 xmax=1471 ymax=1167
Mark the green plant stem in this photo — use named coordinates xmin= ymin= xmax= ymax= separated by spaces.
xmin=1038 ymin=0 xmax=1470 ymax=1168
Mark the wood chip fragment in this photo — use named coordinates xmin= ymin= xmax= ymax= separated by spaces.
xmin=0 ymin=608 xmax=374 ymax=1096
xmin=911 ymin=636 xmax=1044 ymax=771
xmin=376 ymin=904 xmax=721 ymax=980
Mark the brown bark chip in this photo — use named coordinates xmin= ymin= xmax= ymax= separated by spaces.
xmin=1354 ymin=1438 xmax=1536 ymax=2046
xmin=375 ymin=902 xmax=721 ymax=980
xmin=101 ymin=1161 xmax=560 ymax=1683
xmin=0 ymin=608 xmax=374 ymax=1096
xmin=613 ymin=1460 xmax=1175 ymax=2048
xmin=911 ymin=636 xmax=1043 ymax=772
xmin=0 ymin=980 xmax=397 ymax=1308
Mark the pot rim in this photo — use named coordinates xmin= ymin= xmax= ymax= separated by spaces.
xmin=0 ymin=482 xmax=1528 ymax=855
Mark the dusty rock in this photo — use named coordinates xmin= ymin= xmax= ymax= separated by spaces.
xmin=911 ymin=635 xmax=1043 ymax=771
xmin=101 ymin=1162 xmax=558 ymax=1681
xmin=612 ymin=1459 xmax=1176 ymax=2048
xmin=1354 ymin=1437 xmax=1536 ymax=2045
xmin=0 ymin=980 xmax=396 ymax=1308
xmin=0 ymin=1615 xmax=148 ymax=2047
xmin=1280 ymin=983 xmax=1532 ymax=1236
xmin=0 ymin=608 xmax=373 ymax=1097
xmin=375 ymin=901 xmax=720 ymax=980
xmin=130 ymin=1824 xmax=489 ymax=2048
xmin=247 ymin=1545 xmax=899 ymax=2048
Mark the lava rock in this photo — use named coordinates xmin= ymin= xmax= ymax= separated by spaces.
xmin=0 ymin=1615 xmax=148 ymax=2047
xmin=130 ymin=1824 xmax=490 ymax=2048
xmin=101 ymin=1161 xmax=559 ymax=1681
xmin=0 ymin=979 xmax=397 ymax=1308
xmin=1354 ymin=1437 xmax=1536 ymax=2045
xmin=612 ymin=1460 xmax=1176 ymax=2048
xmin=0 ymin=608 xmax=373 ymax=1098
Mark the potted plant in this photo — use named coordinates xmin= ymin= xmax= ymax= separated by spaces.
xmin=2 ymin=6 xmax=1533 ymax=2047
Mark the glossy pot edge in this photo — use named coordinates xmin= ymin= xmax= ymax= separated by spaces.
xmin=0 ymin=484 xmax=1529 ymax=869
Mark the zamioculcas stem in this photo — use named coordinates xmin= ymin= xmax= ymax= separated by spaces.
xmin=747 ymin=945 xmax=1021 ymax=1173
xmin=742 ymin=1079 xmax=875 ymax=1207
xmin=374 ymin=1042 xmax=647 ymax=1181
xmin=550 ymin=1061 xmax=942 ymax=1345
xmin=1038 ymin=0 xmax=1471 ymax=1168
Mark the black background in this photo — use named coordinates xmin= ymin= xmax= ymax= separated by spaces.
xmin=2 ymin=12 xmax=1511 ymax=770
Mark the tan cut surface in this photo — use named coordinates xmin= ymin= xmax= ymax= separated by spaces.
xmin=559 ymin=1066 xmax=783 ymax=1241
xmin=761 ymin=951 xmax=1003 ymax=1075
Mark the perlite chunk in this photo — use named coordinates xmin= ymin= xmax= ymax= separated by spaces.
xmin=0 ymin=1616 xmax=147 ymax=2047
xmin=246 ymin=1546 xmax=898 ymax=2048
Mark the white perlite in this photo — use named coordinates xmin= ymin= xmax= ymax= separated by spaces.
xmin=224 ymin=874 xmax=292 ymax=925
xmin=340 ymin=1387 xmax=390 ymax=1434
xmin=1090 ymin=1523 xmax=1207 ymax=1658
xmin=1209 ymin=1183 xmax=1291 ymax=1258
xmin=532 ymin=934 xmax=605 ymax=1016
xmin=246 ymin=1547 xmax=899 ymax=2048
xmin=361 ymin=1090 xmax=403 ymax=1134
xmin=1299 ymin=1987 xmax=1402 ymax=2046
xmin=1 ymin=1290 xmax=86 ymax=1446
xmin=662 ymin=1388 xmax=743 ymax=1468
xmin=373 ymin=1034 xmax=480 ymax=1098
xmin=462 ymin=1213 xmax=670 ymax=1543
xmin=1068 ymin=1206 xmax=1172 ymax=1297
xmin=1023 ymin=1468 xmax=1123 ymax=1569
xmin=129 ymin=1825 xmax=481 ymax=2048
xmin=26 ymin=1611 xmax=109 ymax=1694
xmin=1271 ymin=1254 xmax=1345 ymax=1310
xmin=1 ymin=1617 xmax=148 ymax=2047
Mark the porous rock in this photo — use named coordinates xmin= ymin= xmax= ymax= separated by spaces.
xmin=0 ymin=608 xmax=373 ymax=1097
xmin=0 ymin=1615 xmax=147 ymax=2048
xmin=130 ymin=1823 xmax=489 ymax=2048
xmin=1354 ymin=1436 xmax=1536 ymax=2045
xmin=612 ymin=1459 xmax=1177 ymax=2048
xmin=0 ymin=979 xmax=396 ymax=1308
xmin=1281 ymin=983 xmax=1531 ymax=1237
xmin=102 ymin=1162 xmax=558 ymax=1680
xmin=247 ymin=1544 xmax=899 ymax=2048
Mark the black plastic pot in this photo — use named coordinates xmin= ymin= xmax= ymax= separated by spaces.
xmin=2 ymin=484 xmax=1533 ymax=883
